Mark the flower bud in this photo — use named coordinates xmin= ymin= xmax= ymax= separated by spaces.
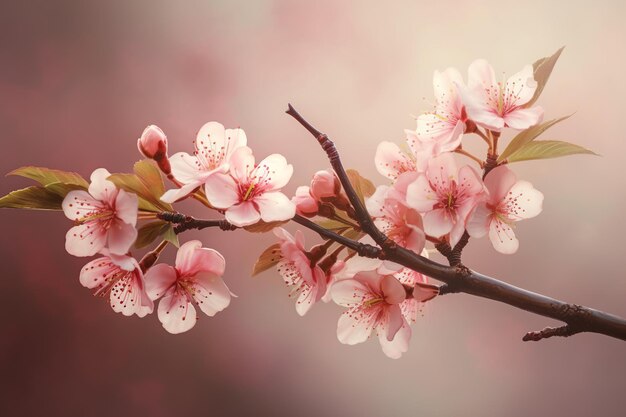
xmin=292 ymin=186 xmax=318 ymax=217
xmin=310 ymin=170 xmax=340 ymax=200
xmin=138 ymin=125 xmax=168 ymax=160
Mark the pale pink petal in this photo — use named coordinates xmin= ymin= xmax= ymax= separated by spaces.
xmin=381 ymin=275 xmax=406 ymax=305
xmin=466 ymin=202 xmax=491 ymax=238
xmin=414 ymin=282 xmax=440 ymax=303
xmin=295 ymin=283 xmax=315 ymax=316
xmin=225 ymin=201 xmax=261 ymax=227
xmin=422 ymin=209 xmax=454 ymax=237
xmin=433 ymin=67 xmax=464 ymax=103
xmin=114 ymin=189 xmax=138 ymax=226
xmin=254 ymin=154 xmax=293 ymax=190
xmin=62 ymin=190 xmax=101 ymax=221
xmin=168 ymin=152 xmax=206 ymax=184
xmin=448 ymin=218 xmax=467 ymax=247
xmin=157 ymin=292 xmax=197 ymax=334
xmin=255 ymin=191 xmax=296 ymax=223
xmin=458 ymin=165 xmax=485 ymax=198
xmin=427 ymin=153 xmax=457 ymax=192
xmin=484 ymin=165 xmax=517 ymax=203
xmin=330 ymin=279 xmax=371 ymax=308
xmin=229 ymin=146 xmax=255 ymax=183
xmin=379 ymin=320 xmax=411 ymax=359
xmin=160 ymin=182 xmax=202 ymax=204
xmin=145 ymin=263 xmax=178 ymax=300
xmin=109 ymin=270 xmax=153 ymax=318
xmin=88 ymin=168 xmax=116 ymax=203
xmin=204 ymin=173 xmax=239 ymax=209
xmin=457 ymin=85 xmax=504 ymax=131
xmin=504 ymin=64 xmax=536 ymax=107
xmin=405 ymin=175 xmax=437 ymax=212
xmin=365 ymin=185 xmax=389 ymax=217
xmin=174 ymin=240 xmax=203 ymax=274
xmin=384 ymin=304 xmax=404 ymax=341
xmin=375 ymin=141 xmax=415 ymax=180
xmin=181 ymin=246 xmax=226 ymax=278
xmin=489 ymin=219 xmax=519 ymax=254
xmin=416 ymin=114 xmax=463 ymax=152
xmin=79 ymin=257 xmax=117 ymax=289
xmin=105 ymin=250 xmax=136 ymax=271
xmin=336 ymin=309 xmax=375 ymax=345
xmin=503 ymin=106 xmax=544 ymax=130
xmin=222 ymin=127 xmax=248 ymax=159
xmin=504 ymin=180 xmax=544 ymax=220
xmin=65 ymin=222 xmax=106 ymax=257
xmin=192 ymin=271 xmax=231 ymax=317
xmin=467 ymin=59 xmax=498 ymax=94
xmin=106 ymin=220 xmax=137 ymax=255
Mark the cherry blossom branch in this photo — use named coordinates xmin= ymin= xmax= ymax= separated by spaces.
xmin=157 ymin=212 xmax=237 ymax=234
xmin=286 ymin=104 xmax=626 ymax=343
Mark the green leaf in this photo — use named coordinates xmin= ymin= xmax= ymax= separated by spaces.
xmin=527 ymin=46 xmax=565 ymax=106
xmin=506 ymin=140 xmax=598 ymax=163
xmin=163 ymin=225 xmax=179 ymax=247
xmin=135 ymin=221 xmax=170 ymax=249
xmin=244 ymin=220 xmax=288 ymax=233
xmin=346 ymin=169 xmax=375 ymax=206
xmin=498 ymin=115 xmax=572 ymax=162
xmin=314 ymin=219 xmax=350 ymax=232
xmin=252 ymin=243 xmax=282 ymax=276
xmin=108 ymin=160 xmax=172 ymax=213
xmin=0 ymin=182 xmax=84 ymax=211
xmin=8 ymin=166 xmax=89 ymax=188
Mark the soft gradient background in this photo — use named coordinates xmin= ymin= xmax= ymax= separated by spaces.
xmin=1 ymin=1 xmax=625 ymax=416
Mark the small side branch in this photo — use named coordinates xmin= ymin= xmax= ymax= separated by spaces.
xmin=292 ymin=214 xmax=382 ymax=258
xmin=286 ymin=104 xmax=389 ymax=248
xmin=522 ymin=325 xmax=579 ymax=342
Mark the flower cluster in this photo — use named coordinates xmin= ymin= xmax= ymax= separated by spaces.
xmin=2 ymin=48 xmax=589 ymax=358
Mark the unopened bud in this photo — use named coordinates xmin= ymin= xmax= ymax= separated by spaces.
xmin=138 ymin=125 xmax=171 ymax=174
xmin=310 ymin=170 xmax=340 ymax=200
xmin=292 ymin=186 xmax=319 ymax=217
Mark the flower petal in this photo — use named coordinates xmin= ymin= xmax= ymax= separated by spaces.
xmin=504 ymin=180 xmax=544 ymax=220
xmin=381 ymin=275 xmax=405 ymax=305
xmin=62 ymin=190 xmax=101 ymax=221
xmin=145 ymin=263 xmax=178 ymax=300
xmin=114 ymin=189 xmax=138 ymax=226
xmin=484 ymin=165 xmax=517 ymax=203
xmin=489 ymin=219 xmax=519 ymax=254
xmin=160 ymin=182 xmax=202 ymax=204
xmin=204 ymin=173 xmax=239 ymax=209
xmin=422 ymin=209 xmax=454 ymax=237
xmin=375 ymin=141 xmax=415 ymax=180
xmin=255 ymin=191 xmax=296 ymax=223
xmin=106 ymin=220 xmax=137 ymax=256
xmin=65 ymin=222 xmax=107 ymax=257
xmin=503 ymin=106 xmax=544 ymax=130
xmin=158 ymin=292 xmax=197 ymax=334
xmin=192 ymin=271 xmax=231 ymax=317
xmin=225 ymin=201 xmax=261 ymax=227
xmin=254 ymin=154 xmax=293 ymax=190
xmin=378 ymin=319 xmax=411 ymax=359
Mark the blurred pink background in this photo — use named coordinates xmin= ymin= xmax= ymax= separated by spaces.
xmin=2 ymin=1 xmax=626 ymax=416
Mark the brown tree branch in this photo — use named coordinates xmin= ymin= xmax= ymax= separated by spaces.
xmin=285 ymin=104 xmax=626 ymax=343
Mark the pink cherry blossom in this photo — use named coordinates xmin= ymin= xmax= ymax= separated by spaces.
xmin=459 ymin=60 xmax=544 ymax=131
xmin=137 ymin=125 xmax=168 ymax=160
xmin=161 ymin=122 xmax=247 ymax=203
xmin=145 ymin=240 xmax=232 ymax=334
xmin=466 ymin=165 xmax=544 ymax=254
xmin=80 ymin=252 xmax=153 ymax=317
xmin=310 ymin=170 xmax=340 ymax=200
xmin=375 ymin=132 xmax=439 ymax=181
xmin=331 ymin=271 xmax=410 ymax=359
xmin=366 ymin=186 xmax=425 ymax=253
xmin=374 ymin=141 xmax=417 ymax=181
xmin=394 ymin=263 xmax=439 ymax=324
xmin=405 ymin=153 xmax=485 ymax=246
xmin=204 ymin=147 xmax=296 ymax=227
xmin=274 ymin=228 xmax=327 ymax=316
xmin=415 ymin=68 xmax=467 ymax=153
xmin=62 ymin=168 xmax=138 ymax=257
xmin=292 ymin=186 xmax=319 ymax=217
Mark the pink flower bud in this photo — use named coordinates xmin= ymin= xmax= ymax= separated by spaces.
xmin=137 ymin=125 xmax=168 ymax=160
xmin=310 ymin=170 xmax=340 ymax=200
xmin=292 ymin=186 xmax=318 ymax=217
